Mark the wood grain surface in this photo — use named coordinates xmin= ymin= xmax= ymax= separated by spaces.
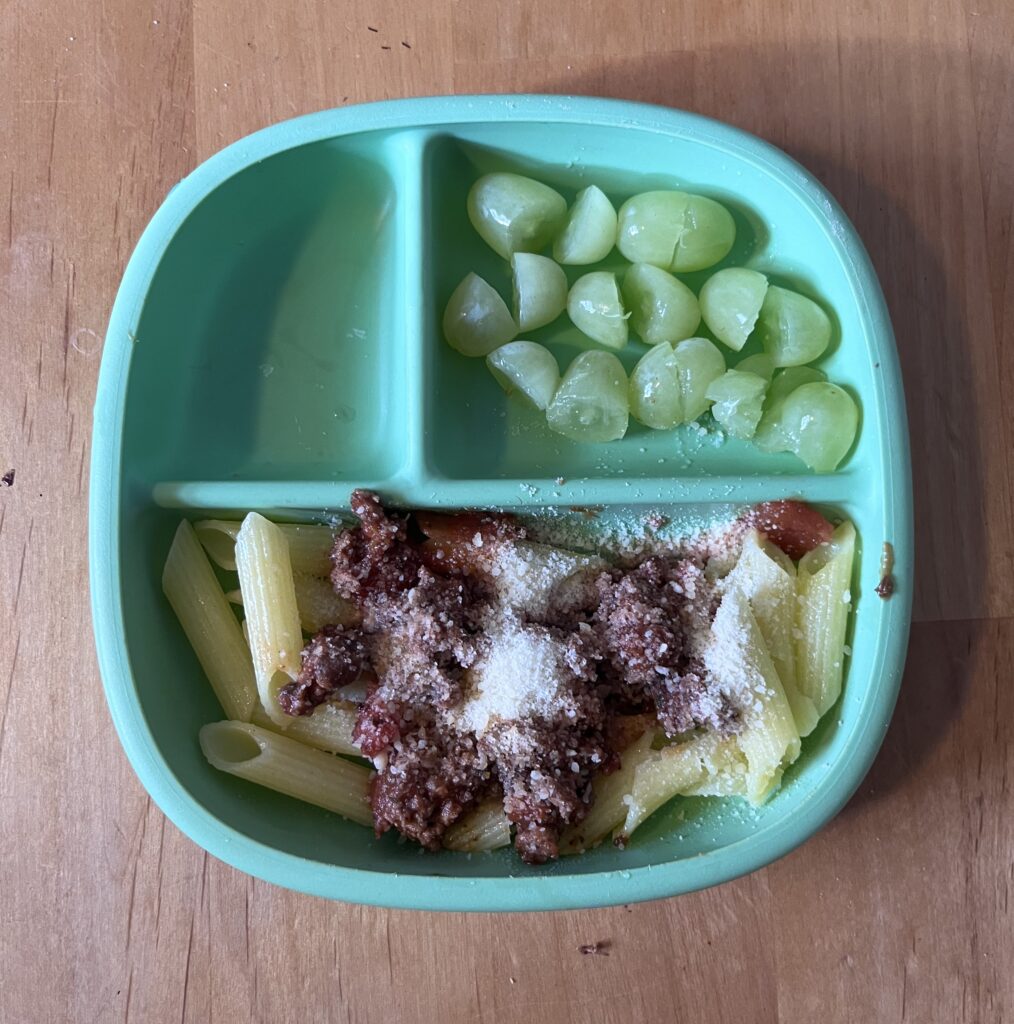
xmin=2 ymin=0 xmax=1012 ymax=1020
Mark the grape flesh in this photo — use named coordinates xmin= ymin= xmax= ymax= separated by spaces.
xmin=629 ymin=342 xmax=683 ymax=429
xmin=705 ymin=368 xmax=768 ymax=438
xmin=753 ymin=367 xmax=827 ymax=452
xmin=486 ymin=340 xmax=561 ymax=410
xmin=567 ymin=272 xmax=629 ymax=349
xmin=629 ymin=336 xmax=726 ymax=428
xmin=671 ymin=194 xmax=736 ymax=272
xmin=512 ymin=253 xmax=567 ymax=331
xmin=467 ymin=173 xmax=567 ymax=259
xmin=443 ymin=273 xmax=517 ymax=357
xmin=547 ymin=350 xmax=629 ymax=442
xmin=778 ymin=381 xmax=858 ymax=471
xmin=553 ymin=185 xmax=617 ymax=265
xmin=757 ymin=286 xmax=832 ymax=366
xmin=673 ymin=337 xmax=726 ymax=421
xmin=698 ymin=267 xmax=769 ymax=351
xmin=617 ymin=190 xmax=735 ymax=271
xmin=622 ymin=263 xmax=700 ymax=346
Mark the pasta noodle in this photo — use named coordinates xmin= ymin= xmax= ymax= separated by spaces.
xmin=166 ymin=501 xmax=859 ymax=861
xmin=724 ymin=529 xmax=819 ymax=737
xmin=195 ymin=519 xmax=338 ymax=575
xmin=443 ymin=799 xmax=513 ymax=852
xmin=199 ymin=721 xmax=373 ymax=825
xmin=707 ymin=588 xmax=801 ymax=803
xmin=795 ymin=521 xmax=856 ymax=716
xmin=226 ymin=573 xmax=357 ymax=636
xmin=559 ymin=729 xmax=656 ymax=855
xmin=251 ymin=701 xmax=361 ymax=757
xmin=234 ymin=513 xmax=304 ymax=726
xmin=162 ymin=520 xmax=257 ymax=722
xmin=617 ymin=732 xmax=741 ymax=842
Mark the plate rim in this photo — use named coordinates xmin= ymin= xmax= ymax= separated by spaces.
xmin=90 ymin=94 xmax=913 ymax=911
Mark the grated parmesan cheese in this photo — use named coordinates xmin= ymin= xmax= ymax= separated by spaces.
xmin=450 ymin=612 xmax=571 ymax=736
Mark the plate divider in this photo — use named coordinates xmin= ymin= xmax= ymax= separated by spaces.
xmin=150 ymin=471 xmax=855 ymax=514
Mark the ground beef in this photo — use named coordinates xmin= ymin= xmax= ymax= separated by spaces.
xmin=595 ymin=557 xmax=735 ymax=736
xmin=485 ymin=713 xmax=611 ymax=864
xmin=364 ymin=705 xmax=494 ymax=849
xmin=330 ymin=489 xmax=422 ymax=602
xmin=297 ymin=493 xmax=742 ymax=860
xmin=278 ymin=625 xmax=366 ymax=716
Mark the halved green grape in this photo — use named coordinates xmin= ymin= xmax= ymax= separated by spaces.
xmin=567 ymin=272 xmax=629 ymax=349
xmin=629 ymin=342 xmax=683 ymax=429
xmin=672 ymin=337 xmax=726 ymax=421
xmin=698 ymin=268 xmax=769 ymax=351
xmin=547 ymin=350 xmax=629 ymax=442
xmin=486 ymin=340 xmax=561 ymax=410
xmin=622 ymin=264 xmax=700 ymax=346
xmin=553 ymin=185 xmax=617 ymax=265
xmin=735 ymin=353 xmax=774 ymax=380
xmin=511 ymin=253 xmax=567 ymax=331
xmin=671 ymin=194 xmax=736 ymax=272
xmin=616 ymin=190 xmax=690 ymax=266
xmin=628 ymin=337 xmax=726 ymax=429
xmin=705 ymin=369 xmax=768 ymax=439
xmin=778 ymin=382 xmax=858 ymax=471
xmin=757 ymin=286 xmax=832 ymax=366
xmin=753 ymin=366 xmax=827 ymax=452
xmin=443 ymin=273 xmax=517 ymax=357
xmin=467 ymin=173 xmax=567 ymax=260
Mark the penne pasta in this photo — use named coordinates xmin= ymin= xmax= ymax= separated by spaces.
xmin=724 ymin=529 xmax=819 ymax=737
xmin=195 ymin=519 xmax=338 ymax=575
xmin=795 ymin=521 xmax=856 ymax=716
xmin=235 ymin=513 xmax=304 ymax=726
xmin=559 ymin=729 xmax=656 ymax=855
xmin=292 ymin=573 xmax=357 ymax=633
xmin=707 ymin=588 xmax=801 ymax=803
xmin=162 ymin=520 xmax=257 ymax=722
xmin=616 ymin=731 xmax=742 ymax=842
xmin=227 ymin=573 xmax=357 ymax=636
xmin=443 ymin=799 xmax=513 ymax=852
xmin=251 ymin=701 xmax=361 ymax=757
xmin=199 ymin=721 xmax=373 ymax=825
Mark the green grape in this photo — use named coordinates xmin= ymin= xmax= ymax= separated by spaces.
xmin=616 ymin=191 xmax=689 ymax=267
xmin=511 ymin=253 xmax=567 ymax=331
xmin=735 ymin=353 xmax=774 ymax=380
xmin=617 ymin=190 xmax=735 ymax=271
xmin=486 ymin=340 xmax=561 ymax=410
xmin=673 ymin=337 xmax=726 ymax=421
xmin=567 ymin=272 xmax=629 ymax=349
xmin=547 ymin=350 xmax=629 ymax=442
xmin=705 ymin=369 xmax=768 ymax=439
xmin=671 ymin=194 xmax=736 ymax=272
xmin=553 ymin=185 xmax=617 ymax=265
xmin=757 ymin=286 xmax=832 ymax=366
xmin=753 ymin=367 xmax=827 ymax=452
xmin=467 ymin=173 xmax=567 ymax=259
xmin=698 ymin=268 xmax=769 ymax=351
xmin=629 ymin=336 xmax=726 ymax=428
xmin=622 ymin=264 xmax=700 ymax=346
xmin=443 ymin=272 xmax=517 ymax=357
xmin=778 ymin=382 xmax=858 ymax=471
xmin=629 ymin=342 xmax=683 ymax=429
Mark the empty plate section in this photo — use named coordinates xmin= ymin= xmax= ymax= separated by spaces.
xmin=419 ymin=126 xmax=874 ymax=483
xmin=120 ymin=132 xmax=413 ymax=484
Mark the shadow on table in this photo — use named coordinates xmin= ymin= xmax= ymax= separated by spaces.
xmin=538 ymin=37 xmax=1010 ymax=804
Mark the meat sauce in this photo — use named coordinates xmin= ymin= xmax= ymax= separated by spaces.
xmin=279 ymin=491 xmax=832 ymax=863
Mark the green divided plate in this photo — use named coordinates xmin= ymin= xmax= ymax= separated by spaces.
xmin=90 ymin=95 xmax=912 ymax=912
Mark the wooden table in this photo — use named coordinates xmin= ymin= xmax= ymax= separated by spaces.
xmin=3 ymin=0 xmax=1012 ymax=1020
